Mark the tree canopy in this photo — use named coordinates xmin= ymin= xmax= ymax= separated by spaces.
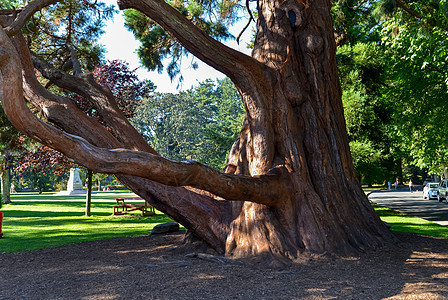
xmin=332 ymin=0 xmax=448 ymax=183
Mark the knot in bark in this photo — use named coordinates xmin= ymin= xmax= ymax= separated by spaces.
xmin=305 ymin=34 xmax=323 ymax=54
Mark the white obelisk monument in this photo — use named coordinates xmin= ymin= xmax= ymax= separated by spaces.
xmin=54 ymin=168 xmax=86 ymax=195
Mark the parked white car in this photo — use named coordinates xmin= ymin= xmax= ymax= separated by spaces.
xmin=423 ymin=182 xmax=439 ymax=200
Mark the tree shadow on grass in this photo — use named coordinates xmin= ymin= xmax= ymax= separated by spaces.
xmin=0 ymin=212 xmax=174 ymax=253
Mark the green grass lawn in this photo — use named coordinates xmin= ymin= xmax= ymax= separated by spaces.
xmin=0 ymin=190 xmax=176 ymax=253
xmin=0 ymin=191 xmax=446 ymax=254
xmin=374 ymin=205 xmax=448 ymax=238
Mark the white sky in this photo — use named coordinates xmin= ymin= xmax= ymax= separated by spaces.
xmin=99 ymin=1 xmax=253 ymax=93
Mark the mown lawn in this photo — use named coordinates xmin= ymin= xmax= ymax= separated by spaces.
xmin=374 ymin=205 xmax=448 ymax=239
xmin=1 ymin=191 xmax=446 ymax=254
xmin=0 ymin=191 xmax=176 ymax=253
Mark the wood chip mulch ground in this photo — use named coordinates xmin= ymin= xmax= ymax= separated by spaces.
xmin=0 ymin=231 xmax=447 ymax=299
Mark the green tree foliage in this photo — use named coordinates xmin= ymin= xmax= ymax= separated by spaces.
xmin=132 ymin=77 xmax=244 ymax=169
xmin=333 ymin=0 xmax=448 ymax=183
xmin=332 ymin=1 xmax=396 ymax=184
xmin=349 ymin=140 xmax=386 ymax=184
xmin=0 ymin=106 xmax=21 ymax=161
xmin=338 ymin=42 xmax=385 ymax=142
xmin=0 ymin=0 xmax=16 ymax=8
xmin=15 ymin=171 xmax=57 ymax=193
xmin=123 ymin=0 xmax=239 ymax=81
xmin=0 ymin=105 xmax=23 ymax=206
xmin=337 ymin=42 xmax=399 ymax=184
xmin=93 ymin=173 xmax=108 ymax=191
xmin=12 ymin=144 xmax=69 ymax=193
xmin=332 ymin=0 xmax=381 ymax=45
xmin=22 ymin=0 xmax=116 ymax=72
xmin=380 ymin=15 xmax=448 ymax=176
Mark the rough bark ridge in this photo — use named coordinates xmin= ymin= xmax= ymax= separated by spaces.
xmin=0 ymin=0 xmax=395 ymax=261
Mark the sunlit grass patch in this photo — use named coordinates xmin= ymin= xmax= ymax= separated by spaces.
xmin=0 ymin=191 xmax=178 ymax=253
xmin=374 ymin=205 xmax=448 ymax=239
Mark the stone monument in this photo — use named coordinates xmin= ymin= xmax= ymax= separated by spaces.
xmin=67 ymin=168 xmax=83 ymax=192
xmin=54 ymin=168 xmax=86 ymax=196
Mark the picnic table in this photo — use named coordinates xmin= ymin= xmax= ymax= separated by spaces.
xmin=112 ymin=198 xmax=155 ymax=216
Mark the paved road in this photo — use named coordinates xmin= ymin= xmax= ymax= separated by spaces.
xmin=369 ymin=188 xmax=448 ymax=227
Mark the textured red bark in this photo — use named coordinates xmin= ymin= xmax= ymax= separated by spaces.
xmin=0 ymin=0 xmax=395 ymax=261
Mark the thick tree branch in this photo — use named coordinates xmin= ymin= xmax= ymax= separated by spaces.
xmin=29 ymin=49 xmax=155 ymax=153
xmin=11 ymin=35 xmax=118 ymax=149
xmin=4 ymin=0 xmax=60 ymax=37
xmin=6 ymin=29 xmax=230 ymax=252
xmin=1 ymin=28 xmax=288 ymax=207
xmin=14 ymin=35 xmax=150 ymax=154
xmin=12 ymin=32 xmax=152 ymax=153
xmin=117 ymin=0 xmax=272 ymax=94
xmin=118 ymin=0 xmax=278 ymax=176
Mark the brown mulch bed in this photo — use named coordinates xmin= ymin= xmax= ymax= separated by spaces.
xmin=0 ymin=231 xmax=447 ymax=299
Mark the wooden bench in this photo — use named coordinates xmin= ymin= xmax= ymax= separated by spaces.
xmin=112 ymin=198 xmax=155 ymax=216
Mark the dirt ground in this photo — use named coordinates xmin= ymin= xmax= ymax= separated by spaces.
xmin=0 ymin=231 xmax=447 ymax=300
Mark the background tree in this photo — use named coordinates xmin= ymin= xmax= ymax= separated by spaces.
xmin=332 ymin=0 xmax=448 ymax=184
xmin=379 ymin=8 xmax=448 ymax=178
xmin=0 ymin=105 xmax=23 ymax=205
xmin=1 ymin=0 xmax=395 ymax=262
xmin=85 ymin=169 xmax=93 ymax=216
xmin=13 ymin=145 xmax=70 ymax=193
xmin=336 ymin=42 xmax=400 ymax=185
xmin=93 ymin=173 xmax=108 ymax=191
xmin=132 ymin=77 xmax=244 ymax=169
xmin=349 ymin=140 xmax=386 ymax=185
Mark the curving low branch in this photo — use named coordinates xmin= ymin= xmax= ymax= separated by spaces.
xmin=5 ymin=28 xmax=231 ymax=253
xmin=11 ymin=35 xmax=120 ymax=149
xmin=4 ymin=0 xmax=60 ymax=37
xmin=28 ymin=47 xmax=155 ymax=153
xmin=13 ymin=33 xmax=153 ymax=153
xmin=0 ymin=27 xmax=288 ymax=207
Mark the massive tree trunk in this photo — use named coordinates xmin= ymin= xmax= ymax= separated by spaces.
xmin=0 ymin=0 xmax=395 ymax=261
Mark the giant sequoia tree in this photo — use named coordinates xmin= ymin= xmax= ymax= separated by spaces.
xmin=0 ymin=0 xmax=394 ymax=261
